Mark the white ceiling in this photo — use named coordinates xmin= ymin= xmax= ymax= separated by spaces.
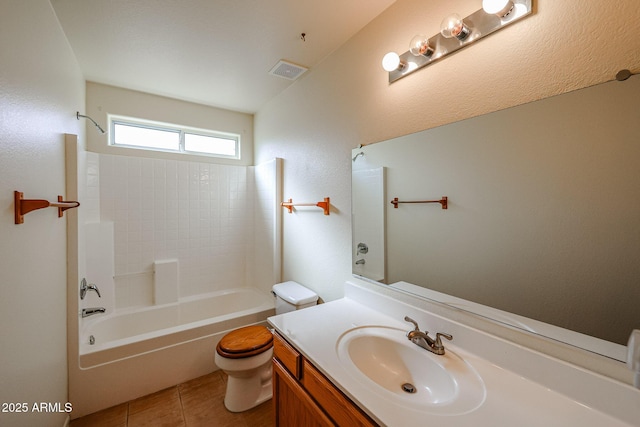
xmin=51 ymin=0 xmax=396 ymax=114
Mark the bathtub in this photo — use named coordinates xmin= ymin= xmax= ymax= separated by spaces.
xmin=80 ymin=287 xmax=275 ymax=367
xmin=72 ymin=287 xmax=275 ymax=418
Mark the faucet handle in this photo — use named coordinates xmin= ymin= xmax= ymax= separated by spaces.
xmin=404 ymin=316 xmax=421 ymax=331
xmin=89 ymin=284 xmax=101 ymax=298
xmin=435 ymin=332 xmax=453 ymax=347
xmin=80 ymin=278 xmax=101 ymax=299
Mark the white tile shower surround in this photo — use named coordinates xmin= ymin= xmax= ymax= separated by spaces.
xmin=85 ymin=152 xmax=101 ymax=223
xmin=92 ymin=153 xmax=275 ymax=309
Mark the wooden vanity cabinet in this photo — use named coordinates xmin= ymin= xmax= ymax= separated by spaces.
xmin=272 ymin=332 xmax=377 ymax=427
xmin=273 ymin=359 xmax=334 ymax=427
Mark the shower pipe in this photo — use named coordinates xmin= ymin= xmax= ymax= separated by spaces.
xmin=77 ymin=111 xmax=106 ymax=134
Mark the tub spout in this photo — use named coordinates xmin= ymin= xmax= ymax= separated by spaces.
xmin=82 ymin=307 xmax=106 ymax=318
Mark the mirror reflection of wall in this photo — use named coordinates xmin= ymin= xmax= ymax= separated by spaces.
xmin=352 ymin=74 xmax=640 ymax=350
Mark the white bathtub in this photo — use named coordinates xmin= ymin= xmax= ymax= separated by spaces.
xmin=72 ymin=287 xmax=275 ymax=418
xmin=80 ymin=287 xmax=275 ymax=367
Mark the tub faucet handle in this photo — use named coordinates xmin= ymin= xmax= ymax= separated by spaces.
xmin=80 ymin=278 xmax=101 ymax=299
xmin=89 ymin=284 xmax=101 ymax=298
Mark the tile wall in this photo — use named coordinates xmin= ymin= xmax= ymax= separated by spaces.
xmin=88 ymin=153 xmax=272 ymax=309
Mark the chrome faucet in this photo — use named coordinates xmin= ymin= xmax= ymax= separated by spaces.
xmin=80 ymin=278 xmax=101 ymax=300
xmin=82 ymin=307 xmax=106 ymax=318
xmin=404 ymin=316 xmax=452 ymax=356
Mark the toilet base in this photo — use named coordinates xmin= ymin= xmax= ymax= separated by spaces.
xmin=223 ymin=362 xmax=273 ymax=412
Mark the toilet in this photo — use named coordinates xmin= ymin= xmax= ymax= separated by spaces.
xmin=214 ymin=281 xmax=319 ymax=412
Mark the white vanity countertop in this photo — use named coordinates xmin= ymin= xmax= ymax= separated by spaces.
xmin=268 ymin=283 xmax=639 ymax=427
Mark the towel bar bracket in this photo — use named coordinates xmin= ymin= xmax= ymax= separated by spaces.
xmin=14 ymin=191 xmax=80 ymax=224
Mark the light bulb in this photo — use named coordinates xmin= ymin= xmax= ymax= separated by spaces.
xmin=440 ymin=14 xmax=470 ymax=41
xmin=409 ymin=35 xmax=434 ymax=57
xmin=381 ymin=52 xmax=402 ymax=72
xmin=482 ymin=0 xmax=514 ymax=17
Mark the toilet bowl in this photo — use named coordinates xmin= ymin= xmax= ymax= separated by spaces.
xmin=215 ymin=281 xmax=318 ymax=412
xmin=214 ymin=325 xmax=274 ymax=412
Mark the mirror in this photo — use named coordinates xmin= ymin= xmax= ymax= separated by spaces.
xmin=352 ymin=74 xmax=640 ymax=361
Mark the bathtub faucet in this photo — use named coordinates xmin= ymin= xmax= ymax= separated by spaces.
xmin=80 ymin=278 xmax=101 ymax=300
xmin=81 ymin=307 xmax=106 ymax=318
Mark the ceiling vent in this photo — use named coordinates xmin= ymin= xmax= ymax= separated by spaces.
xmin=268 ymin=60 xmax=308 ymax=81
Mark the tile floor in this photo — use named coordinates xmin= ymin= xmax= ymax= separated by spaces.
xmin=70 ymin=371 xmax=273 ymax=427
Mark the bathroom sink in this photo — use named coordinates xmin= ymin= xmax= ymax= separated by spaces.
xmin=336 ymin=326 xmax=486 ymax=415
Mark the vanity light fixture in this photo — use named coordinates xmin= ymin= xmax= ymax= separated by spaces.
xmin=381 ymin=52 xmax=404 ymax=72
xmin=383 ymin=0 xmax=532 ymax=83
xmin=440 ymin=14 xmax=471 ymax=41
xmin=409 ymin=34 xmax=435 ymax=57
xmin=482 ymin=0 xmax=515 ymax=17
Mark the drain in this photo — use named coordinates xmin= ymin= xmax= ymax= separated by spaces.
xmin=401 ymin=383 xmax=416 ymax=394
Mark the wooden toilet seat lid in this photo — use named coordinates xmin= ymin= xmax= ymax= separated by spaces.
xmin=216 ymin=325 xmax=273 ymax=359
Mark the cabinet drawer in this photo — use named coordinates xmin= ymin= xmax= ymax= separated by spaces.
xmin=273 ymin=332 xmax=302 ymax=379
xmin=302 ymin=359 xmax=377 ymax=427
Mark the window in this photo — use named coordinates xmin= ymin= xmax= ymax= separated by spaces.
xmin=109 ymin=115 xmax=241 ymax=159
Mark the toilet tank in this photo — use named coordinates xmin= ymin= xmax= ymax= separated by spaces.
xmin=272 ymin=281 xmax=319 ymax=314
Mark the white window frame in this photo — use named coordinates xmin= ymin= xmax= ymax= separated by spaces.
xmin=108 ymin=114 xmax=241 ymax=160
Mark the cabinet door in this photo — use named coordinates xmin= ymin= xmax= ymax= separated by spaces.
xmin=302 ymin=359 xmax=377 ymax=427
xmin=273 ymin=359 xmax=334 ymax=427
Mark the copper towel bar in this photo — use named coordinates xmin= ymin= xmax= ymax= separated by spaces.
xmin=281 ymin=197 xmax=330 ymax=215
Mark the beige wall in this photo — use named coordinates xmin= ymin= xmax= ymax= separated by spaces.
xmin=0 ymin=1 xmax=85 ymax=426
xmin=254 ymin=0 xmax=640 ymax=302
